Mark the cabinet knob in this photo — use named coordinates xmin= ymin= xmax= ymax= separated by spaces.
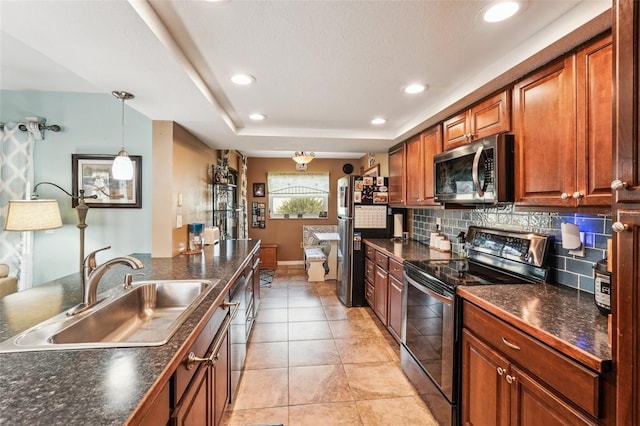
xmin=497 ymin=367 xmax=506 ymax=376
xmin=612 ymin=222 xmax=629 ymax=233
xmin=505 ymin=374 xmax=515 ymax=384
xmin=611 ymin=179 xmax=628 ymax=191
xmin=572 ymin=191 xmax=584 ymax=199
xmin=561 ymin=193 xmax=571 ymax=200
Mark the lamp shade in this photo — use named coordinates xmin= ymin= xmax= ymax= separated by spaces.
xmin=112 ymin=149 xmax=134 ymax=180
xmin=292 ymin=151 xmax=315 ymax=164
xmin=4 ymin=200 xmax=63 ymax=231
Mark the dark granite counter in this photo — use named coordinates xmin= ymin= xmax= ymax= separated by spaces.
xmin=364 ymin=238 xmax=457 ymax=262
xmin=458 ymin=284 xmax=611 ymax=373
xmin=365 ymin=238 xmax=611 ymax=373
xmin=0 ymin=240 xmax=258 ymax=425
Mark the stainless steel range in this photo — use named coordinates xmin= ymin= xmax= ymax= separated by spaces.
xmin=401 ymin=226 xmax=554 ymax=425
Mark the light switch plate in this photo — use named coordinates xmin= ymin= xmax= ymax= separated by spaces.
xmin=176 ymin=214 xmax=183 ymax=228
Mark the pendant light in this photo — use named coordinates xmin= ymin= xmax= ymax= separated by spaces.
xmin=111 ymin=90 xmax=135 ymax=180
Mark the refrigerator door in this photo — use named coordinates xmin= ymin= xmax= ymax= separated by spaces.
xmin=337 ymin=176 xmax=353 ymax=218
xmin=337 ymin=216 xmax=353 ymax=306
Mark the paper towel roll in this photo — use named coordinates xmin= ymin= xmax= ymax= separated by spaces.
xmin=561 ymin=222 xmax=581 ymax=249
xmin=393 ymin=214 xmax=403 ymax=238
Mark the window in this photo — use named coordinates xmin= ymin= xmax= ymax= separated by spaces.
xmin=267 ymin=173 xmax=330 ymax=219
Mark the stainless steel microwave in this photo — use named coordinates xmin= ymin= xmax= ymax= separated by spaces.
xmin=433 ymin=133 xmax=514 ymax=204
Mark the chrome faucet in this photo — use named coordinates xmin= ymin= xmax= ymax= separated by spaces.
xmin=74 ymin=246 xmax=144 ymax=312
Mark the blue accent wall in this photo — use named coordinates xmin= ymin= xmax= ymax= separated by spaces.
xmin=1 ymin=90 xmax=152 ymax=285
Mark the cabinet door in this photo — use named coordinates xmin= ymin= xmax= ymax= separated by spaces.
xmin=387 ymin=275 xmax=403 ymax=343
xmin=388 ymin=146 xmax=405 ymax=205
xmin=405 ymin=134 xmax=424 ymax=205
xmin=470 ymin=91 xmax=511 ymax=141
xmin=513 ymin=56 xmax=577 ymax=206
xmin=374 ymin=265 xmax=388 ymax=325
xmin=613 ymin=0 xmax=640 ymax=205
xmin=171 ymin=364 xmax=212 ymax=426
xmin=576 ymin=35 xmax=613 ymax=206
xmin=443 ymin=111 xmax=471 ymax=150
xmin=614 ymin=210 xmax=640 ymax=424
xmin=213 ymin=333 xmax=230 ymax=426
xmin=509 ymin=365 xmax=598 ymax=426
xmin=461 ymin=329 xmax=510 ymax=426
xmin=421 ymin=125 xmax=442 ymax=204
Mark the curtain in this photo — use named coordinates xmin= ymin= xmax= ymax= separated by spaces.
xmin=0 ymin=122 xmax=35 ymax=290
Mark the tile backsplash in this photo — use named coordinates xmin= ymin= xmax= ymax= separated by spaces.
xmin=411 ymin=205 xmax=612 ymax=293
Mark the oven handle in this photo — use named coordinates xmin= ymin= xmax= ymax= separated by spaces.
xmin=403 ymin=271 xmax=454 ymax=305
xmin=472 ymin=145 xmax=486 ymax=198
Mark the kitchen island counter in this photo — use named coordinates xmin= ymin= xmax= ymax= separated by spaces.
xmin=0 ymin=240 xmax=259 ymax=425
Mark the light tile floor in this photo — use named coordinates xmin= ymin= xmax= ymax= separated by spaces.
xmin=222 ymin=266 xmax=438 ymax=426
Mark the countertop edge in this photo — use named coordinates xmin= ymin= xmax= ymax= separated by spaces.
xmin=457 ymin=288 xmax=609 ymax=373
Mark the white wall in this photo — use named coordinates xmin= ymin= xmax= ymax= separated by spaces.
xmin=1 ymin=90 xmax=152 ymax=285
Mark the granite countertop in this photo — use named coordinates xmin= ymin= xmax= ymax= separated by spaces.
xmin=365 ymin=238 xmax=611 ymax=374
xmin=364 ymin=238 xmax=457 ymax=262
xmin=0 ymin=240 xmax=258 ymax=425
xmin=458 ymin=284 xmax=611 ymax=373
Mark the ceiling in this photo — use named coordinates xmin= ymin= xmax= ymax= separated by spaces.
xmin=0 ymin=0 xmax=611 ymax=160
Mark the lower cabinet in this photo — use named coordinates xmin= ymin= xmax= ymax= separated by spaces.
xmin=363 ymin=242 xmax=404 ymax=343
xmin=461 ymin=300 xmax=601 ymax=425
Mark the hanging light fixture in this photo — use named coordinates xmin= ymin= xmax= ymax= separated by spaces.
xmin=111 ymin=90 xmax=135 ymax=180
xmin=292 ymin=151 xmax=315 ymax=165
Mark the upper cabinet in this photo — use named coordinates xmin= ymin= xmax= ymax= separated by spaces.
xmin=405 ymin=125 xmax=442 ymax=206
xmin=443 ymin=90 xmax=511 ymax=150
xmin=388 ymin=144 xmax=405 ymax=206
xmin=513 ymin=34 xmax=612 ymax=207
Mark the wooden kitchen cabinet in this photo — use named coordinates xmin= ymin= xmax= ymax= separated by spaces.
xmin=364 ymin=255 xmax=375 ymax=308
xmin=374 ymin=265 xmax=388 ymax=325
xmin=405 ymin=125 xmax=442 ymax=206
xmin=613 ymin=1 xmax=640 ymax=423
xmin=259 ymin=244 xmax=277 ymax=270
xmin=513 ymin=34 xmax=612 ymax=207
xmin=461 ymin=301 xmax=602 ymax=425
xmin=443 ymin=90 xmax=511 ymax=150
xmin=171 ymin=300 xmax=232 ymax=426
xmin=387 ymin=274 xmax=403 ymax=343
xmin=388 ymin=143 xmax=405 ymax=205
xmin=252 ymin=250 xmax=261 ymax=317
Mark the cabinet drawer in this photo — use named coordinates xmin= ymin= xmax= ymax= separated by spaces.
xmin=365 ymin=245 xmax=376 ymax=260
xmin=365 ymin=279 xmax=374 ymax=306
xmin=463 ymin=301 xmax=600 ymax=417
xmin=388 ymin=258 xmax=403 ymax=281
xmin=374 ymin=251 xmax=388 ymax=270
xmin=365 ymin=258 xmax=375 ymax=282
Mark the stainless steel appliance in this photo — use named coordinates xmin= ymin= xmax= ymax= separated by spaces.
xmin=434 ymin=133 xmax=515 ymax=204
xmin=593 ymin=259 xmax=611 ymax=315
xmin=401 ymin=226 xmax=553 ymax=425
xmin=337 ymin=175 xmax=392 ymax=306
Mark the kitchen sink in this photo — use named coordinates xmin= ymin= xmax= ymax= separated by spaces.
xmin=0 ymin=279 xmax=219 ymax=352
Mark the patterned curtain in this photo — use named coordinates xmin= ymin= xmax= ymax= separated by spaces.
xmin=0 ymin=122 xmax=35 ymax=290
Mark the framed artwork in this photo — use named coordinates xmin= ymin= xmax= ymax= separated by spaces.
xmin=363 ymin=164 xmax=380 ymax=177
xmin=72 ymin=154 xmax=142 ymax=208
xmin=253 ymin=182 xmax=265 ymax=197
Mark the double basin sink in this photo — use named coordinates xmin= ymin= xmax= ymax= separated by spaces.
xmin=0 ymin=279 xmax=219 ymax=352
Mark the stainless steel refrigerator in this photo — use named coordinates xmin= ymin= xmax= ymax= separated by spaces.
xmin=337 ymin=175 xmax=392 ymax=306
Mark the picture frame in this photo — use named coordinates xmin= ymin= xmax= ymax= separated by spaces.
xmin=363 ymin=164 xmax=380 ymax=177
xmin=72 ymin=154 xmax=142 ymax=208
xmin=253 ymin=182 xmax=265 ymax=197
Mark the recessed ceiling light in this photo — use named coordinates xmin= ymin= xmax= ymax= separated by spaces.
xmin=403 ymin=83 xmax=427 ymax=95
xmin=483 ymin=1 xmax=520 ymax=23
xmin=249 ymin=113 xmax=266 ymax=121
xmin=371 ymin=117 xmax=386 ymax=125
xmin=231 ymin=74 xmax=256 ymax=85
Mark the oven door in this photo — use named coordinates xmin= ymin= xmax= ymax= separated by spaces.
xmin=402 ymin=269 xmax=456 ymax=403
